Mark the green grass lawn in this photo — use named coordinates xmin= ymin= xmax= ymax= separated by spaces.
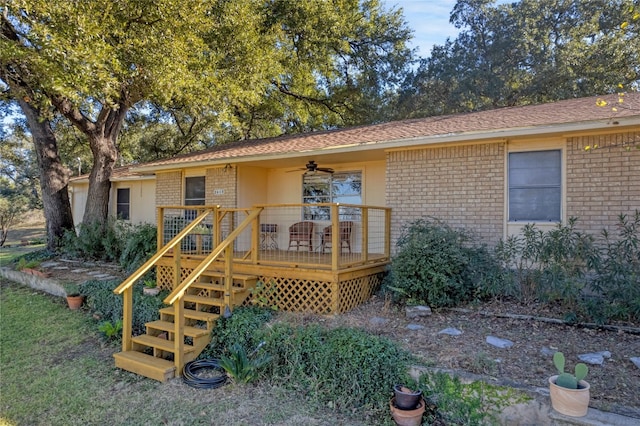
xmin=0 ymin=279 xmax=374 ymax=426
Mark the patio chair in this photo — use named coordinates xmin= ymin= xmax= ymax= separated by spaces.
xmin=287 ymin=221 xmax=314 ymax=251
xmin=321 ymin=221 xmax=353 ymax=254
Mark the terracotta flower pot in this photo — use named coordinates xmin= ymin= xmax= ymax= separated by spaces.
xmin=66 ymin=295 xmax=85 ymax=310
xmin=390 ymin=397 xmax=425 ymax=426
xmin=549 ymin=375 xmax=590 ymax=417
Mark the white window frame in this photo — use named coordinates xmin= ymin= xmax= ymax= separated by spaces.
xmin=302 ymin=171 xmax=362 ymax=220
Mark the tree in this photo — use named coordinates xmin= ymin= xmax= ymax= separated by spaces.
xmin=1 ymin=0 xmax=412 ymax=230
xmin=394 ymin=0 xmax=640 ymax=119
xmin=0 ymin=194 xmax=28 ymax=247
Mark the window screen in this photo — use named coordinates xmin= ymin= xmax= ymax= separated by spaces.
xmin=508 ymin=150 xmax=561 ymax=221
xmin=116 ymin=188 xmax=130 ymax=220
xmin=185 ymin=176 xmax=205 ymax=220
xmin=302 ymin=171 xmax=362 ymax=220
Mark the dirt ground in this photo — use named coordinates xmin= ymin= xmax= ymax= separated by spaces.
xmin=306 ymin=295 xmax=640 ymax=418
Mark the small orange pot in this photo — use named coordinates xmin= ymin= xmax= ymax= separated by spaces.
xmin=66 ymin=295 xmax=85 ymax=310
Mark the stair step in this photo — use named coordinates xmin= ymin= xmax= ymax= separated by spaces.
xmin=190 ymin=281 xmax=251 ymax=293
xmin=132 ymin=334 xmax=196 ymax=354
xmin=113 ymin=351 xmax=176 ymax=382
xmin=145 ymin=320 xmax=209 ymax=338
xmin=199 ymin=272 xmax=258 ymax=285
xmin=183 ymin=294 xmax=225 ymax=306
xmin=160 ymin=306 xmax=219 ymax=323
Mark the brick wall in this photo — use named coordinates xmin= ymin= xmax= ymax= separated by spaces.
xmin=206 ymin=167 xmax=237 ymax=208
xmin=386 ymin=142 xmax=505 ymax=247
xmin=566 ymin=131 xmax=640 ymax=235
xmin=156 ymin=171 xmax=182 ymax=206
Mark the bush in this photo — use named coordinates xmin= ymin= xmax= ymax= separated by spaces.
xmin=60 ymin=218 xmax=126 ymax=262
xmin=495 ymin=218 xmax=595 ymax=308
xmin=198 ymin=306 xmax=274 ymax=360
xmin=119 ymin=223 xmax=157 ymax=273
xmin=587 ymin=211 xmax=640 ymax=322
xmin=388 ymin=218 xmax=502 ymax=307
xmin=82 ymin=279 xmax=166 ymax=334
xmin=256 ymin=324 xmax=413 ymax=412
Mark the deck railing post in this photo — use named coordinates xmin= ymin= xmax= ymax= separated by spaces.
xmin=173 ymin=294 xmax=185 ymax=376
xmin=362 ymin=207 xmax=369 ymax=263
xmin=122 ymin=286 xmax=133 ymax=351
xmin=331 ymin=204 xmax=339 ymax=270
xmin=384 ymin=208 xmax=391 ymax=259
xmin=173 ymin=242 xmax=181 ymax=291
xmin=157 ymin=207 xmax=165 ymax=249
xmin=224 ymin=245 xmax=233 ymax=314
xmin=251 ymin=214 xmax=259 ymax=264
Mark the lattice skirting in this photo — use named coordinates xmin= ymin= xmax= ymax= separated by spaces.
xmin=157 ymin=264 xmax=384 ymax=314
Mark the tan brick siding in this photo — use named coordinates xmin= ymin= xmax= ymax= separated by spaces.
xmin=206 ymin=167 xmax=237 ymax=208
xmin=386 ymin=143 xmax=505 ymax=247
xmin=156 ymin=171 xmax=182 ymax=206
xmin=566 ymin=131 xmax=640 ymax=235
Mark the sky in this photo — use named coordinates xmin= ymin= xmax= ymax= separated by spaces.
xmin=383 ymin=0 xmax=461 ymax=58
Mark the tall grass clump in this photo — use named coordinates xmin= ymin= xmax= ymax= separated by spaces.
xmin=387 ymin=218 xmax=503 ymax=307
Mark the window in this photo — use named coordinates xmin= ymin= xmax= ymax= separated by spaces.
xmin=508 ymin=150 xmax=561 ymax=222
xmin=302 ymin=171 xmax=362 ymax=220
xmin=116 ymin=188 xmax=130 ymax=220
xmin=185 ymin=176 xmax=205 ymax=220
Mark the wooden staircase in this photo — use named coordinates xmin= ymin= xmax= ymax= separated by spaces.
xmin=113 ymin=272 xmax=257 ymax=381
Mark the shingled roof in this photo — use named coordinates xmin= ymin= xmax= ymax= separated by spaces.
xmin=134 ymin=93 xmax=640 ymax=171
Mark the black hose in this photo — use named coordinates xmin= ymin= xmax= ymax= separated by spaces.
xmin=182 ymin=359 xmax=227 ymax=389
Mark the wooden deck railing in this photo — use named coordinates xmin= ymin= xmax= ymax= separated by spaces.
xmin=158 ymin=203 xmax=391 ymax=270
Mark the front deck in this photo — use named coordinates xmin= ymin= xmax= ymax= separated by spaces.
xmin=155 ymin=203 xmax=391 ymax=313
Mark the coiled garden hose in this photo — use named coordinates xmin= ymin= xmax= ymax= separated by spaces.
xmin=182 ymin=359 xmax=227 ymax=389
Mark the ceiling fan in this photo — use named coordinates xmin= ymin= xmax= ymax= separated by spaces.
xmin=289 ymin=160 xmax=334 ymax=174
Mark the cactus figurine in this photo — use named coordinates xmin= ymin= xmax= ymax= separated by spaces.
xmin=553 ymin=352 xmax=588 ymax=389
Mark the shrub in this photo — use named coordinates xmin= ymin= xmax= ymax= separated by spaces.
xmin=198 ymin=306 xmax=274 ymax=360
xmin=60 ymin=218 xmax=127 ymax=262
xmin=119 ymin=223 xmax=157 ymax=273
xmin=587 ymin=211 xmax=640 ymax=322
xmin=82 ymin=279 xmax=165 ymax=334
xmin=495 ymin=218 xmax=595 ymax=309
xmin=256 ymin=323 xmax=413 ymax=412
xmin=388 ymin=218 xmax=502 ymax=307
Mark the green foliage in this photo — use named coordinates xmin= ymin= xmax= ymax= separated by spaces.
xmin=587 ymin=211 xmax=640 ymax=322
xmin=0 ymin=194 xmax=29 ymax=247
xmin=495 ymin=218 xmax=595 ymax=308
xmin=419 ymin=372 xmax=527 ymax=425
xmin=199 ymin=306 xmax=274 ymax=360
xmin=62 ymin=282 xmax=82 ymax=297
xmin=388 ymin=218 xmax=503 ymax=307
xmin=256 ymin=324 xmax=413 ymax=412
xmin=553 ymin=352 xmax=588 ymax=389
xmin=98 ymin=320 xmax=122 ymax=341
xmin=82 ymin=279 xmax=165 ymax=334
xmin=394 ymin=0 xmax=640 ymax=119
xmin=60 ymin=218 xmax=125 ymax=262
xmin=15 ymin=258 xmax=41 ymax=271
xmin=119 ymin=223 xmax=157 ymax=273
xmin=249 ymin=280 xmax=279 ymax=311
xmin=218 ymin=342 xmax=272 ymax=384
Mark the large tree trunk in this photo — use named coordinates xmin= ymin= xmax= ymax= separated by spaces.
xmin=17 ymin=99 xmax=75 ymax=251
xmin=82 ymin=134 xmax=118 ymax=225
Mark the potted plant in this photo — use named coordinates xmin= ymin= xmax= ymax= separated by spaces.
xmin=142 ymin=279 xmax=160 ymax=296
xmin=548 ymin=351 xmax=590 ymax=417
xmin=390 ymin=384 xmax=425 ymax=426
xmin=63 ymin=283 xmax=85 ymax=310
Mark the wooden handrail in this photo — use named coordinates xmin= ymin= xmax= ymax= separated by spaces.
xmin=163 ymin=207 xmax=263 ymax=305
xmin=113 ymin=210 xmax=212 ymax=295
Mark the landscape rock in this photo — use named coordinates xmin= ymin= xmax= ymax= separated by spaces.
xmin=486 ymin=335 xmax=514 ymax=349
xmin=438 ymin=327 xmax=463 ymax=336
xmin=406 ymin=324 xmax=424 ymax=331
xmin=369 ymin=316 xmax=389 ymax=326
xmin=405 ymin=305 xmax=432 ymax=319
xmin=540 ymin=347 xmax=556 ymax=356
xmin=631 ymin=357 xmax=640 ymax=369
xmin=578 ymin=351 xmax=611 ymax=365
